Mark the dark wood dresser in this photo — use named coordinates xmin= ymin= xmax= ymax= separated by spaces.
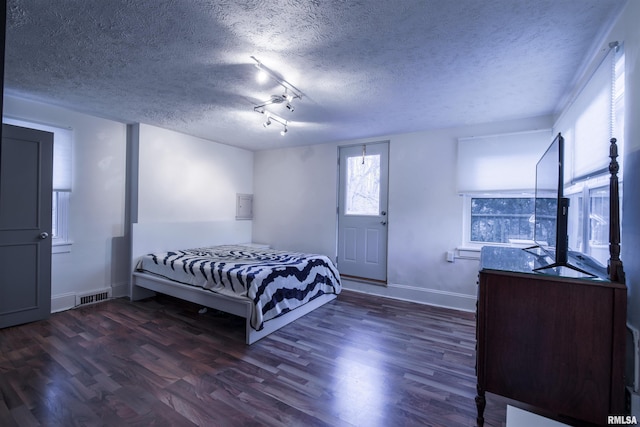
xmin=475 ymin=246 xmax=627 ymax=426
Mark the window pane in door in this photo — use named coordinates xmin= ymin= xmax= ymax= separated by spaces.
xmin=346 ymin=154 xmax=380 ymax=215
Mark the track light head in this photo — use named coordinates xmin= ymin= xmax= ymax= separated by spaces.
xmin=285 ymin=103 xmax=295 ymax=112
xmin=263 ymin=118 xmax=271 ymax=127
xmin=280 ymin=127 xmax=288 ymax=136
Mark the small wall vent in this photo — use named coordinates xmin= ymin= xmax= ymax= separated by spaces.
xmin=75 ymin=288 xmax=112 ymax=307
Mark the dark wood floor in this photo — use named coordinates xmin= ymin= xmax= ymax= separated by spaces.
xmin=0 ymin=290 xmax=507 ymax=427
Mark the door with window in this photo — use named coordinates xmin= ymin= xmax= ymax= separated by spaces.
xmin=0 ymin=124 xmax=53 ymax=328
xmin=337 ymin=141 xmax=389 ymax=282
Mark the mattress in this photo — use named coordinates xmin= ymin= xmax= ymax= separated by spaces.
xmin=136 ymin=244 xmax=341 ymax=330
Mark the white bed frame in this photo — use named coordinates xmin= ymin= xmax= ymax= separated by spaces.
xmin=130 ymin=221 xmax=337 ymax=344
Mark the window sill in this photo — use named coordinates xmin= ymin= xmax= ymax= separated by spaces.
xmin=457 ymin=241 xmax=536 ymax=261
xmin=52 ymin=241 xmax=72 ymax=254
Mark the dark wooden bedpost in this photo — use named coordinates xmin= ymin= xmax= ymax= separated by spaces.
xmin=608 ymin=138 xmax=625 ymax=284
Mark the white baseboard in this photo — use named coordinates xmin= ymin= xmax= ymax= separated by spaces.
xmin=51 ymin=283 xmax=128 ymax=313
xmin=53 ymin=282 xmax=476 ymax=314
xmin=341 ymin=280 xmax=476 ymax=312
xmin=51 ymin=292 xmax=76 ymax=313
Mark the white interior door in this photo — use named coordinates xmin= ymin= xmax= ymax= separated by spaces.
xmin=337 ymin=141 xmax=389 ymax=282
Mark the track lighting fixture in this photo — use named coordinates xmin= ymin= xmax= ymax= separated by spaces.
xmin=251 ymin=56 xmax=304 ymax=136
xmin=251 ymin=59 xmax=300 ymax=128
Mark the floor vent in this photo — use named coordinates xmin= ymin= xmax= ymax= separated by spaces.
xmin=76 ymin=289 xmax=112 ymax=307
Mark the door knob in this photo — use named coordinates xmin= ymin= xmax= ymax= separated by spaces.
xmin=39 ymin=232 xmax=49 ymax=240
xmin=380 ymin=221 xmax=387 ymax=226
xmin=381 ymin=211 xmax=387 ymax=216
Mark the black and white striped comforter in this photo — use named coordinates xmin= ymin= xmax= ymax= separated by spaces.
xmin=136 ymin=245 xmax=341 ymax=330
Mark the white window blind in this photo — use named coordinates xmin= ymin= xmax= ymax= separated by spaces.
xmin=555 ymin=43 xmax=624 ymax=182
xmin=613 ymin=45 xmax=625 ymax=171
xmin=2 ymin=117 xmax=73 ymax=191
xmin=457 ymin=129 xmax=552 ymax=193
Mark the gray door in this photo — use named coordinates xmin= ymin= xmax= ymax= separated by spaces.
xmin=337 ymin=141 xmax=389 ymax=282
xmin=0 ymin=124 xmax=53 ymax=328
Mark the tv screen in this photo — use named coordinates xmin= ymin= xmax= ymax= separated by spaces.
xmin=526 ymin=132 xmax=601 ymax=278
xmin=533 ymin=133 xmax=569 ymax=265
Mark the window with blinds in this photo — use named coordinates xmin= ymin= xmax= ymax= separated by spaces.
xmin=457 ymin=129 xmax=552 ymax=246
xmin=557 ymin=43 xmax=625 ymax=183
xmin=457 ymin=129 xmax=552 ymax=194
xmin=560 ymin=43 xmax=625 ymax=264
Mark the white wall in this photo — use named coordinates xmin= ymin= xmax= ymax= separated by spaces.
xmin=253 ymin=115 xmax=552 ymax=311
xmin=130 ymin=125 xmax=254 ymax=301
xmin=136 ymin=124 xmax=253 ymax=223
xmin=618 ymin=0 xmax=640 ymax=362
xmin=253 ymin=144 xmax=338 ymax=254
xmin=3 ymin=95 xmax=128 ymax=310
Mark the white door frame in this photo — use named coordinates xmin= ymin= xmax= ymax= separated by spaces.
xmin=336 ymin=141 xmax=389 ymax=283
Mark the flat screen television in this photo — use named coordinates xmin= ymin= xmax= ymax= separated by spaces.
xmin=532 ymin=133 xmax=567 ymax=266
xmin=528 ymin=132 xmax=596 ymax=276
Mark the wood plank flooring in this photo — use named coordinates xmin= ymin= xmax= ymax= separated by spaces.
xmin=0 ymin=290 xmax=507 ymax=426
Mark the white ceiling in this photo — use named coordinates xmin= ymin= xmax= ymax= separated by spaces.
xmin=4 ymin=0 xmax=626 ymax=151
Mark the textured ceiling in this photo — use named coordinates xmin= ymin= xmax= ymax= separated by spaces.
xmin=4 ymin=0 xmax=626 ymax=151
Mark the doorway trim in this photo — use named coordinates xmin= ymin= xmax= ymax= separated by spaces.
xmin=336 ymin=140 xmax=389 ymax=284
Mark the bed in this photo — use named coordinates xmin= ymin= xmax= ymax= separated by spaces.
xmin=130 ymin=221 xmax=341 ymax=344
